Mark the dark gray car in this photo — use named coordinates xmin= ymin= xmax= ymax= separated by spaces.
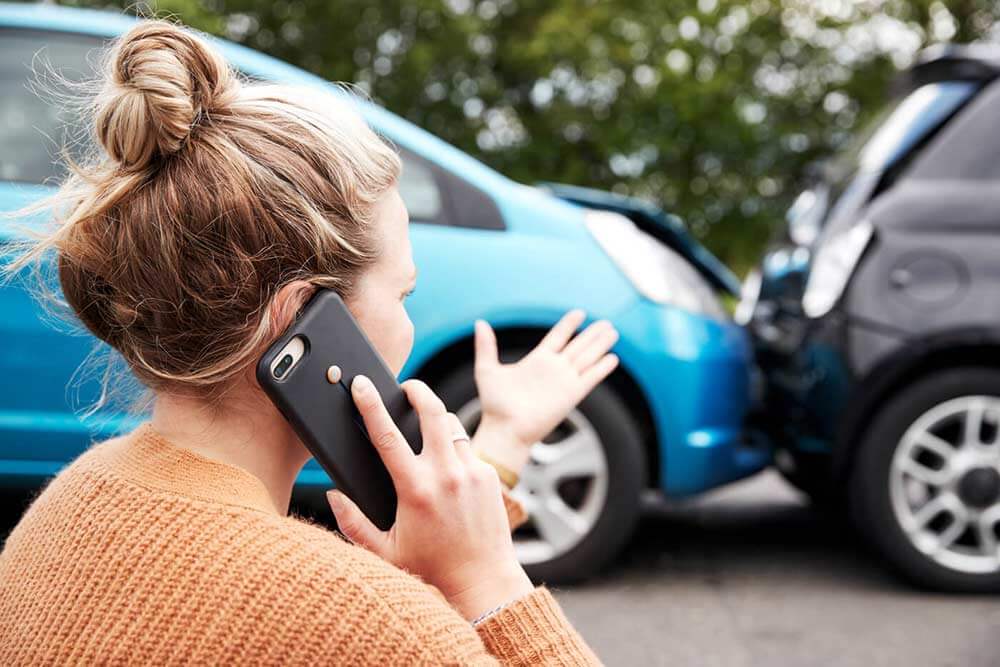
xmin=743 ymin=44 xmax=1000 ymax=593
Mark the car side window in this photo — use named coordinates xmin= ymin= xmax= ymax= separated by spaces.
xmin=397 ymin=149 xmax=443 ymax=223
xmin=0 ymin=29 xmax=104 ymax=184
xmin=0 ymin=29 xmax=506 ymax=230
xmin=396 ymin=147 xmax=506 ymax=230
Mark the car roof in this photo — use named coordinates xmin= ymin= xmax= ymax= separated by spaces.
xmin=896 ymin=43 xmax=1000 ymax=94
xmin=0 ymin=2 xmax=516 ymax=197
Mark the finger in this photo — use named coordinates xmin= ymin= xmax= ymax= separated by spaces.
xmin=568 ymin=323 xmax=619 ymax=372
xmin=446 ymin=413 xmax=474 ymax=464
xmin=474 ymin=320 xmax=499 ymax=372
xmin=351 ymin=375 xmax=417 ymax=481
xmin=579 ymin=353 xmax=619 ymax=393
xmin=400 ymin=380 xmax=456 ymax=462
xmin=327 ymin=490 xmax=388 ymax=556
xmin=538 ymin=309 xmax=586 ymax=352
xmin=563 ymin=320 xmax=615 ymax=365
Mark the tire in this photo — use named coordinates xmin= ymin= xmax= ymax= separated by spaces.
xmin=433 ymin=356 xmax=646 ymax=585
xmin=849 ymin=367 xmax=1000 ymax=593
xmin=775 ymin=448 xmax=847 ymax=519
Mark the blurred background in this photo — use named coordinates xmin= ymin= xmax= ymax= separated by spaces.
xmin=51 ymin=0 xmax=1000 ymax=274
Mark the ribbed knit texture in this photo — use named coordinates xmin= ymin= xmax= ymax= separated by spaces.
xmin=0 ymin=424 xmax=600 ymax=665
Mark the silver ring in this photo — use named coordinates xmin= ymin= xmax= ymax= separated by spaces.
xmin=452 ymin=433 xmax=471 ymax=445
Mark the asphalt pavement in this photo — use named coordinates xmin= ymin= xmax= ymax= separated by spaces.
xmin=554 ymin=471 xmax=1000 ymax=666
xmin=2 ymin=471 xmax=998 ymax=665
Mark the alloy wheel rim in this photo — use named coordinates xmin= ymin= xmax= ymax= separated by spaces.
xmin=889 ymin=395 xmax=1000 ymax=575
xmin=456 ymin=398 xmax=609 ymax=565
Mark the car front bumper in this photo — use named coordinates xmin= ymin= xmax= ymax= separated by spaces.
xmin=614 ymin=298 xmax=771 ymax=498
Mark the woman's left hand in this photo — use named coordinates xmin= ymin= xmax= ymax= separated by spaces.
xmin=471 ymin=310 xmax=619 ymax=478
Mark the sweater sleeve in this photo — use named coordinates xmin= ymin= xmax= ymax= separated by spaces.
xmin=474 ymin=587 xmax=601 ymax=666
xmin=305 ymin=537 xmax=600 ymax=665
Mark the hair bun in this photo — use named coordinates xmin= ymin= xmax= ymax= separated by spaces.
xmin=95 ymin=21 xmax=235 ymax=170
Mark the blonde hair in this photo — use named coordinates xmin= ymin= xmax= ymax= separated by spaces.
xmin=6 ymin=19 xmax=401 ymax=400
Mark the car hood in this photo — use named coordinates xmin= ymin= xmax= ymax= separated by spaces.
xmin=538 ymin=182 xmax=741 ymax=295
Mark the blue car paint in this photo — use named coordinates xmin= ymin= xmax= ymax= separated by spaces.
xmin=0 ymin=4 xmax=768 ymax=496
xmin=611 ymin=299 xmax=765 ymax=495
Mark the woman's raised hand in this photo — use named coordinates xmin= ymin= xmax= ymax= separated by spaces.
xmin=326 ymin=375 xmax=533 ymax=621
xmin=471 ymin=310 xmax=620 ymax=476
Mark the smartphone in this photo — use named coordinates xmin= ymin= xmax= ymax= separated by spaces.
xmin=256 ymin=289 xmax=422 ymax=530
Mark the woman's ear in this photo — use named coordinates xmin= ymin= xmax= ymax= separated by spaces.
xmin=267 ymin=280 xmax=317 ymax=340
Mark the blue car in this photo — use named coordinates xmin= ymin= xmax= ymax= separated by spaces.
xmin=0 ymin=4 xmax=768 ymax=582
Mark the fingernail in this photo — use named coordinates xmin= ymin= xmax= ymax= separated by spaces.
xmin=326 ymin=490 xmax=343 ymax=513
xmin=352 ymin=375 xmax=372 ymax=396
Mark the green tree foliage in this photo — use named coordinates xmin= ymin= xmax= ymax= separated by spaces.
xmin=62 ymin=0 xmax=1000 ymax=273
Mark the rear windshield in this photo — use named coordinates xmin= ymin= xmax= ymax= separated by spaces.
xmin=828 ymin=81 xmax=978 ymax=182
xmin=789 ymin=80 xmax=980 ymax=237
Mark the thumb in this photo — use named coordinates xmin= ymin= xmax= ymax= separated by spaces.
xmin=327 ymin=490 xmax=387 ymax=555
xmin=474 ymin=319 xmax=499 ymax=371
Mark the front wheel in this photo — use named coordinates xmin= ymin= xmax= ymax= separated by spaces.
xmin=434 ymin=360 xmax=646 ymax=584
xmin=849 ymin=367 xmax=1000 ymax=593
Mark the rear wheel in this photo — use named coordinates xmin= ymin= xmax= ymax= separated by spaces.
xmin=849 ymin=368 xmax=1000 ymax=592
xmin=434 ymin=358 xmax=646 ymax=584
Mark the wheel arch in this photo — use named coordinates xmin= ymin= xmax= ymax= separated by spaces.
xmin=834 ymin=326 xmax=1000 ymax=481
xmin=411 ymin=325 xmax=661 ymax=488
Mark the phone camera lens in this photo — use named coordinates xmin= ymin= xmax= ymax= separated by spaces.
xmin=274 ymin=354 xmax=294 ymax=378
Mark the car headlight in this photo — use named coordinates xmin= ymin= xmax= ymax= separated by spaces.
xmin=802 ymin=219 xmax=874 ymax=318
xmin=786 ymin=186 xmax=829 ymax=247
xmin=734 ymin=268 xmax=761 ymax=326
xmin=584 ymin=210 xmax=726 ymax=319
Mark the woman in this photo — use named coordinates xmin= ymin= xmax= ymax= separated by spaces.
xmin=0 ymin=19 xmax=622 ymax=665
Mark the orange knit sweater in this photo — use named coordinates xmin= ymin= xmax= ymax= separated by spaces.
xmin=0 ymin=424 xmax=600 ymax=665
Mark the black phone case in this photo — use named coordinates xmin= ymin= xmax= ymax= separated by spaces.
xmin=256 ymin=289 xmax=422 ymax=530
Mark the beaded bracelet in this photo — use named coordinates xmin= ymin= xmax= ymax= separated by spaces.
xmin=474 ymin=449 xmax=520 ymax=489
xmin=470 ymin=587 xmax=534 ymax=626
xmin=471 ymin=600 xmax=512 ymax=626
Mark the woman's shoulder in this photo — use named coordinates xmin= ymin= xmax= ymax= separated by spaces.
xmin=269 ymin=514 xmax=442 ymax=607
xmin=3 ymin=457 xmax=475 ymax=662
xmin=9 ymin=433 xmax=407 ymax=595
xmin=270 ymin=518 xmax=490 ymax=661
xmin=208 ymin=515 xmax=487 ymax=662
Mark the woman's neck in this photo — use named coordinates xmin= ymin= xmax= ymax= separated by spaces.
xmin=150 ymin=387 xmax=311 ymax=516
